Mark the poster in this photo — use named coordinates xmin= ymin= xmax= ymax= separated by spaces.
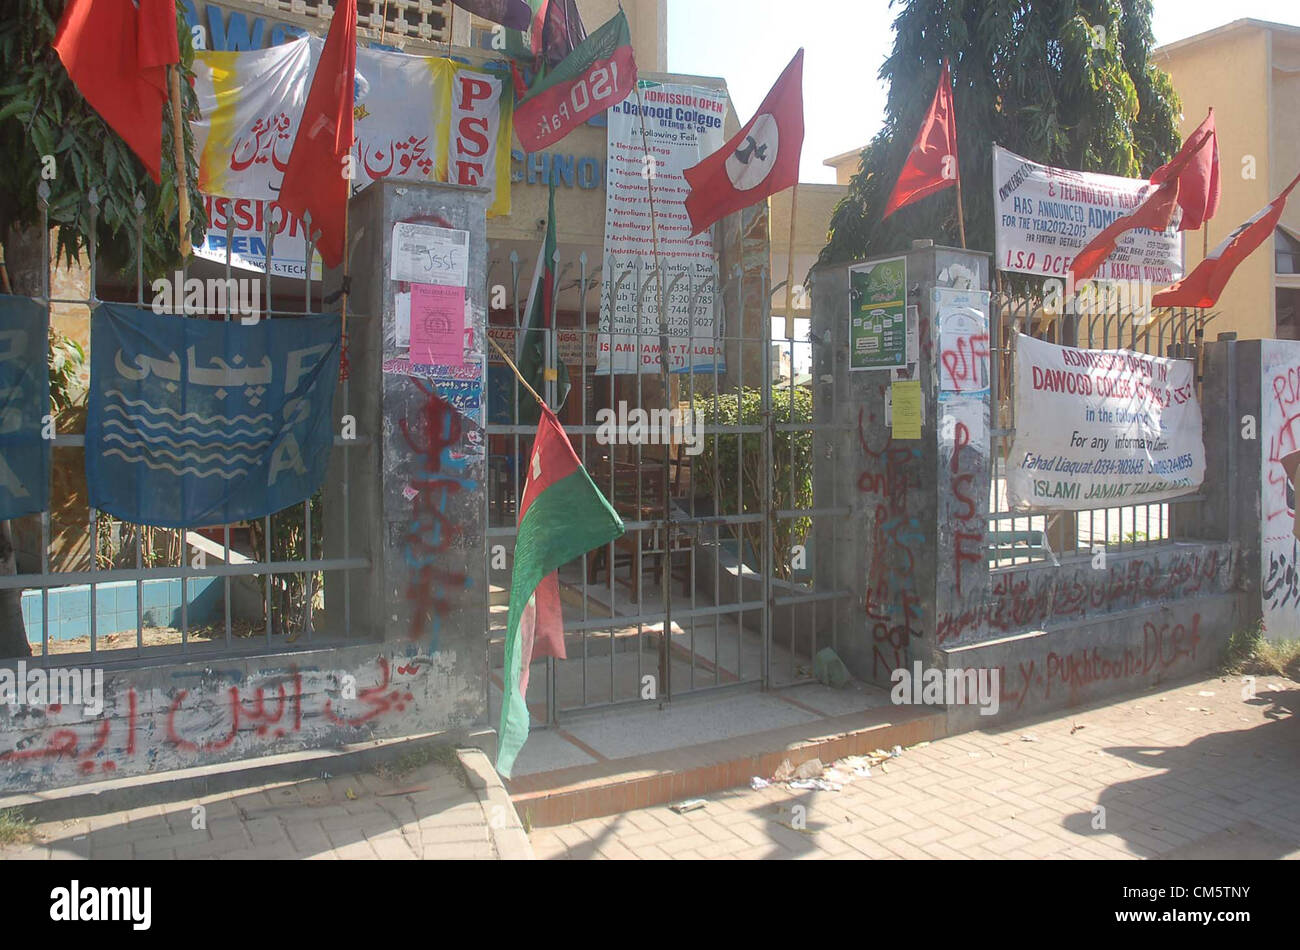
xmin=849 ymin=257 xmax=907 ymax=371
xmin=1260 ymin=340 xmax=1300 ymax=639
xmin=391 ymin=224 xmax=469 ymax=286
xmin=597 ymin=81 xmax=729 ymax=374
xmin=890 ymin=380 xmax=922 ymax=440
xmin=993 ymin=145 xmax=1184 ymax=282
xmin=935 ymin=288 xmax=991 ymax=397
xmin=1006 ymin=334 xmax=1204 ymax=511
xmin=192 ymin=36 xmax=512 ymax=275
xmin=409 ymin=284 xmax=467 ymax=367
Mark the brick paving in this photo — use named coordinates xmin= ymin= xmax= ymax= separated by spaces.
xmin=0 ymin=748 xmax=532 ymax=860
xmin=529 ymin=673 xmax=1300 ymax=860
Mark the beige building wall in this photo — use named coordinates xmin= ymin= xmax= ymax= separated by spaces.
xmin=769 ymin=183 xmax=846 ymax=327
xmin=1155 ymin=20 xmax=1300 ymax=341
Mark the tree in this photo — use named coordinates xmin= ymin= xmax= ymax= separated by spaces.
xmin=0 ymin=0 xmax=208 ymax=657
xmin=819 ymin=0 xmax=1181 ymax=270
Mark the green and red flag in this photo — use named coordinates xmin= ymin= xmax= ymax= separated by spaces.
xmin=497 ymin=407 xmax=624 ymax=777
xmin=513 ymin=10 xmax=636 ymax=152
xmin=515 ymin=179 xmax=569 ymax=424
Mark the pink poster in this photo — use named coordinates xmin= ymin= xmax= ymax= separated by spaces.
xmin=409 ymin=282 xmax=467 ymax=367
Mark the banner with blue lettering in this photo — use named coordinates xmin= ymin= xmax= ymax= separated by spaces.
xmin=87 ymin=303 xmax=341 ymax=527
xmin=0 ymin=295 xmax=50 ymax=519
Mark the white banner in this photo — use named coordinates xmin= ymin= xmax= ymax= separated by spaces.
xmin=597 ymin=82 xmax=728 ymax=374
xmin=192 ymin=36 xmax=510 ymax=276
xmin=993 ymin=145 xmax=1184 ymax=282
xmin=1007 ymin=334 xmax=1204 ymax=511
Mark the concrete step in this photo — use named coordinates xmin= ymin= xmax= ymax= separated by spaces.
xmin=506 ymin=704 xmax=944 ymax=828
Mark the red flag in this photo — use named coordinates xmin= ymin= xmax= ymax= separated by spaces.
xmin=1154 ymin=108 xmax=1220 ymax=232
xmin=1070 ymin=129 xmax=1214 ymax=282
xmin=53 ymin=0 xmax=179 ymax=184
xmin=1153 ymin=171 xmax=1300 ymax=309
xmin=882 ymin=60 xmax=958 ymax=220
xmin=683 ymin=50 xmax=804 ymax=238
xmin=278 ymin=0 xmax=357 ymax=270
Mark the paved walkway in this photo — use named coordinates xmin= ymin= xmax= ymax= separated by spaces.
xmin=1 ymin=748 xmax=532 ymax=860
xmin=529 ymin=673 xmax=1300 ymax=860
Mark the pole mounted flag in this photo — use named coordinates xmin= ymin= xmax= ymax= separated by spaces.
xmin=881 ymin=59 xmax=959 ymax=223
xmin=1159 ymin=108 xmax=1221 ymax=233
xmin=278 ymin=0 xmax=357 ymax=270
xmin=682 ymin=49 xmax=805 ymax=239
xmin=53 ymin=0 xmax=180 ymax=184
xmin=497 ymin=408 xmax=624 ymax=778
xmin=1070 ymin=127 xmax=1215 ymax=282
xmin=1153 ymin=170 xmax=1300 ymax=309
xmin=516 ymin=180 xmax=570 ymax=424
xmin=513 ymin=10 xmax=636 ymax=153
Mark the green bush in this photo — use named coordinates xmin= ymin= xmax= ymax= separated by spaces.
xmin=693 ymin=386 xmax=813 ymax=581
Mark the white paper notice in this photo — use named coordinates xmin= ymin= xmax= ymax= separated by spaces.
xmin=391 ymin=223 xmax=469 ymax=286
xmin=395 ymin=291 xmax=412 ymax=348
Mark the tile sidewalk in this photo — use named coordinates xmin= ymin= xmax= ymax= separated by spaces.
xmin=529 ymin=673 xmax=1300 ymax=860
xmin=0 ymin=748 xmax=532 ymax=860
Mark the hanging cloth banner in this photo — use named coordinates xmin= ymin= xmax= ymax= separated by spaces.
xmin=0 ymin=295 xmax=51 ymax=519
xmin=191 ymin=36 xmax=512 ymax=272
xmin=86 ymin=304 xmax=341 ymax=528
xmin=1006 ymin=333 xmax=1204 ymax=511
xmin=597 ymin=81 xmax=728 ymax=375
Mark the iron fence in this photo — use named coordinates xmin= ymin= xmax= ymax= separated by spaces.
xmin=1 ymin=185 xmax=370 ymax=666
xmin=986 ymin=280 xmax=1219 ymax=570
xmin=483 ymin=242 xmax=851 ymax=723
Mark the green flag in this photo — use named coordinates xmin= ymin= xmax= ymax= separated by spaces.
xmin=497 ymin=407 xmax=624 ymax=777
xmin=515 ymin=179 xmax=569 ymax=425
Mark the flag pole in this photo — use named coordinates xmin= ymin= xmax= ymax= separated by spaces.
xmin=783 ymin=182 xmax=799 ymax=339
xmin=489 ymin=334 xmax=547 ymax=410
xmin=169 ymin=65 xmax=191 ymax=258
xmin=954 ymin=169 xmax=967 ymax=249
xmin=339 ymin=196 xmax=351 ymax=381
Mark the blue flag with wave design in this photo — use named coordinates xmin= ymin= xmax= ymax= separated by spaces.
xmin=0 ymin=295 xmax=51 ymax=519
xmin=87 ymin=303 xmax=341 ymax=527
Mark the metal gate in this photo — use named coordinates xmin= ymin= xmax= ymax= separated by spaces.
xmin=484 ymin=246 xmax=850 ymax=723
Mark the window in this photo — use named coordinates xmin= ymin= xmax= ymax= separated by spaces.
xmin=1278 ymin=288 xmax=1300 ymax=340
xmin=1277 ymin=228 xmax=1300 ymax=275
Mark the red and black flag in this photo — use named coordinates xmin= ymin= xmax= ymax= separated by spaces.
xmin=682 ymin=49 xmax=805 ymax=238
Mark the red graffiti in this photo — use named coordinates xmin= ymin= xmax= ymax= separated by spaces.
xmin=940 ymin=333 xmax=990 ymax=393
xmin=167 ymin=672 xmax=304 ymax=753
xmin=401 ymin=383 xmax=471 ymax=643
xmin=324 ymin=657 xmax=415 ymax=727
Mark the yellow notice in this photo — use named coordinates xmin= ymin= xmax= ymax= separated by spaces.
xmin=891 ymin=380 xmax=922 ymax=440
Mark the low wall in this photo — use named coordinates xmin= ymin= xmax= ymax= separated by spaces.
xmin=0 ymin=642 xmax=484 ymax=793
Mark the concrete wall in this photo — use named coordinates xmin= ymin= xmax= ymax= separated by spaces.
xmin=811 ymin=244 xmax=1252 ymax=733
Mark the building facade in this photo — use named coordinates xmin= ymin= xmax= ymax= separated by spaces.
xmin=1154 ymin=18 xmax=1300 ymax=341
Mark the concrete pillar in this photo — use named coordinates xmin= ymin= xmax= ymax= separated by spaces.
xmin=811 ymin=242 xmax=991 ymax=686
xmin=322 ymin=180 xmax=491 ymax=670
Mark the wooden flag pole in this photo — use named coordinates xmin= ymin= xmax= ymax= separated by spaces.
xmin=783 ymin=182 xmax=799 ymax=339
xmin=169 ymin=65 xmax=191 ymax=258
xmin=489 ymin=334 xmax=547 ymax=409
